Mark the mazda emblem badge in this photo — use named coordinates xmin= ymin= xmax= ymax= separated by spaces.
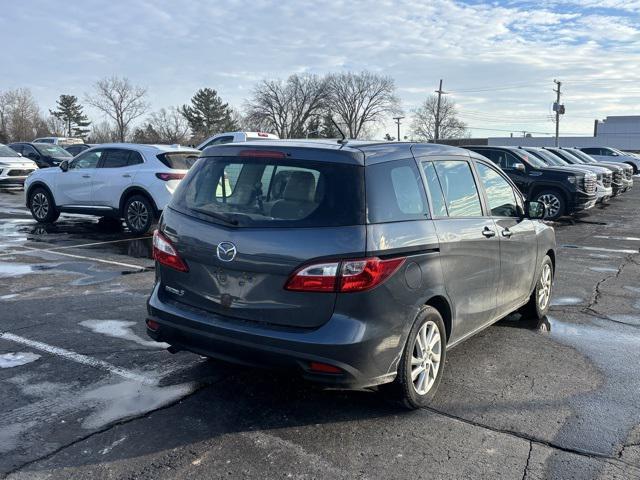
xmin=216 ymin=241 xmax=237 ymax=262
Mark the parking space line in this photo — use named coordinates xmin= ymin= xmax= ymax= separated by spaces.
xmin=20 ymin=245 xmax=152 ymax=271
xmin=561 ymin=245 xmax=639 ymax=254
xmin=593 ymin=235 xmax=640 ymax=242
xmin=0 ymin=332 xmax=157 ymax=385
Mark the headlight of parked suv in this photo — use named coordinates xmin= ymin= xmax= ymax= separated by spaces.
xmin=568 ymin=176 xmax=576 ymax=184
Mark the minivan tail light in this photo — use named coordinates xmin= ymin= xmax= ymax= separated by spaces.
xmin=239 ymin=149 xmax=286 ymax=159
xmin=153 ymin=230 xmax=188 ymax=272
xmin=285 ymin=262 xmax=339 ymax=292
xmin=284 ymin=257 xmax=405 ymax=293
xmin=156 ymin=172 xmax=186 ymax=181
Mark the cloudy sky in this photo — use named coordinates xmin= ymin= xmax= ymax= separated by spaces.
xmin=1 ymin=0 xmax=639 ymax=139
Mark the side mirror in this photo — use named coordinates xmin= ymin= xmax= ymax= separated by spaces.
xmin=60 ymin=160 xmax=69 ymax=172
xmin=611 ymin=152 xmax=619 ymax=156
xmin=525 ymin=200 xmax=546 ymax=220
xmin=27 ymin=152 xmax=38 ymax=160
xmin=17 ymin=152 xmax=22 ymax=157
xmin=514 ymin=163 xmax=526 ymax=172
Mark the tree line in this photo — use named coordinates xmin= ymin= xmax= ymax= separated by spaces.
xmin=0 ymin=72 xmax=468 ymax=145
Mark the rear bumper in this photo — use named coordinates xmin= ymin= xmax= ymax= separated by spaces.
xmin=146 ymin=283 xmax=399 ymax=389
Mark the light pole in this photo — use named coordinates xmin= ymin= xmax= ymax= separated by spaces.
xmin=393 ymin=116 xmax=404 ymax=142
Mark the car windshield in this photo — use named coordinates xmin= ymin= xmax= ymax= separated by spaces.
xmin=522 ymin=149 xmax=556 ymax=168
xmin=558 ymin=149 xmax=586 ymax=164
xmin=156 ymin=152 xmax=201 ymax=170
xmin=538 ymin=149 xmax=569 ymax=166
xmin=0 ymin=145 xmax=20 ymax=157
xmin=569 ymin=149 xmax=597 ymax=163
xmin=171 ymin=155 xmax=365 ymax=228
xmin=34 ymin=144 xmax=72 ymax=157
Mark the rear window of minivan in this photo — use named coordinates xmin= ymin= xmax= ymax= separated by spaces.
xmin=170 ymin=155 xmax=365 ymax=228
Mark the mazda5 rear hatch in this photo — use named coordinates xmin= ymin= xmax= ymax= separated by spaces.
xmin=156 ymin=149 xmax=366 ymax=329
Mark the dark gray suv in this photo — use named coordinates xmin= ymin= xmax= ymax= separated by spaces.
xmin=146 ymin=141 xmax=556 ymax=408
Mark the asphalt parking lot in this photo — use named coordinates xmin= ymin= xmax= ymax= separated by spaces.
xmin=1 ymin=186 xmax=640 ymax=480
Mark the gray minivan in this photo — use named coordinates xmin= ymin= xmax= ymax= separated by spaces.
xmin=146 ymin=141 xmax=555 ymax=408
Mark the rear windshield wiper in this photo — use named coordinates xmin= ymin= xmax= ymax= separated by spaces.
xmin=191 ymin=207 xmax=239 ymax=226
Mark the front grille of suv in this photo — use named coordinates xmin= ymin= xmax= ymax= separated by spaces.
xmin=602 ymin=173 xmax=612 ymax=188
xmin=584 ymin=176 xmax=596 ymax=194
xmin=7 ymin=169 xmax=34 ymax=177
xmin=613 ymin=171 xmax=623 ymax=185
xmin=624 ymin=170 xmax=632 ymax=181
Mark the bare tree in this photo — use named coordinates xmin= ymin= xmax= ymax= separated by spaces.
xmin=88 ymin=120 xmax=117 ymax=144
xmin=146 ymin=107 xmax=191 ymax=144
xmin=411 ymin=95 xmax=467 ymax=141
xmin=85 ymin=76 xmax=149 ymax=142
xmin=0 ymin=88 xmax=44 ymax=141
xmin=245 ymin=74 xmax=328 ymax=138
xmin=326 ymin=72 xmax=400 ymax=139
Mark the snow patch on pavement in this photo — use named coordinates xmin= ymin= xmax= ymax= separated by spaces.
xmin=0 ymin=352 xmax=41 ymax=369
xmin=79 ymin=319 xmax=169 ymax=349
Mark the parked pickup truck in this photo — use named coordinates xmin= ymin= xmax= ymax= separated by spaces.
xmin=465 ymin=146 xmax=597 ymax=220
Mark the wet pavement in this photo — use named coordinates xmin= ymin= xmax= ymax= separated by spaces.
xmin=1 ymin=185 xmax=640 ymax=479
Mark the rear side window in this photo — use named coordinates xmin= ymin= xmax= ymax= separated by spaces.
xmin=432 ymin=161 xmax=483 ymax=217
xmin=101 ymin=149 xmax=130 ymax=168
xmin=366 ymin=159 xmax=428 ymax=223
xmin=171 ymin=156 xmax=365 ymax=228
xmin=157 ymin=152 xmax=200 ymax=169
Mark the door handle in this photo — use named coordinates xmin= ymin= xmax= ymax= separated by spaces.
xmin=482 ymin=226 xmax=496 ymax=238
xmin=122 ymin=174 xmax=131 ymax=178
xmin=501 ymin=228 xmax=513 ymax=238
xmin=81 ymin=174 xmax=90 ymax=178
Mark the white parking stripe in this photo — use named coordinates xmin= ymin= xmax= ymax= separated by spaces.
xmin=561 ymin=245 xmax=638 ymax=254
xmin=20 ymin=245 xmax=151 ymax=270
xmin=594 ymin=235 xmax=640 ymax=242
xmin=0 ymin=332 xmax=157 ymax=385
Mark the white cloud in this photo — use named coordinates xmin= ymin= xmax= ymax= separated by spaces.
xmin=0 ymin=0 xmax=638 ymax=138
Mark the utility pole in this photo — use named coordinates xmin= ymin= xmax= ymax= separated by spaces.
xmin=393 ymin=116 xmax=404 ymax=142
xmin=434 ymin=79 xmax=446 ymax=143
xmin=553 ymin=79 xmax=562 ymax=147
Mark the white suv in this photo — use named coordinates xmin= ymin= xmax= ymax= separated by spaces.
xmin=0 ymin=144 xmax=38 ymax=187
xmin=24 ymin=143 xmax=200 ymax=234
xmin=579 ymin=147 xmax=640 ymax=174
xmin=196 ymin=131 xmax=278 ymax=150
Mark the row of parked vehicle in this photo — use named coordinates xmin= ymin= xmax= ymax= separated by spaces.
xmin=464 ymin=145 xmax=638 ymax=220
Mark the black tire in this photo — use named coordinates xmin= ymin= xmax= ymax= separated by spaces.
xmin=28 ymin=187 xmax=60 ymax=224
xmin=387 ymin=306 xmax=447 ymax=409
xmin=519 ymin=255 xmax=553 ymax=320
xmin=123 ymin=195 xmax=156 ymax=234
xmin=534 ymin=189 xmax=565 ymax=220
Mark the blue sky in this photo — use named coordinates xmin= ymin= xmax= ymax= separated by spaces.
xmin=1 ymin=0 xmax=639 ymax=138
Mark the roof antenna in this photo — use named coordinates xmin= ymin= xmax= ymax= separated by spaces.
xmin=331 ymin=117 xmax=348 ymax=145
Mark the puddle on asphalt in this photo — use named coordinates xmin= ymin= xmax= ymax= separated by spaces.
xmin=0 ymin=352 xmax=41 ymax=368
xmin=0 ymin=260 xmax=144 ymax=285
xmin=589 ymin=253 xmax=622 ymax=260
xmin=562 ymin=244 xmax=638 ymax=254
xmin=80 ymin=320 xmax=169 ymax=349
xmin=551 ymin=297 xmax=583 ymax=306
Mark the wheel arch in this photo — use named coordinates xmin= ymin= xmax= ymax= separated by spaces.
xmin=424 ymin=295 xmax=452 ymax=342
xmin=119 ymin=187 xmax=160 ymax=217
xmin=546 ymin=249 xmax=556 ymax=275
xmin=26 ymin=181 xmax=56 ymax=208
xmin=623 ymin=161 xmax=638 ymax=174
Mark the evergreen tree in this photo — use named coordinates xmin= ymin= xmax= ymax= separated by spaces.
xmin=49 ymin=95 xmax=90 ymax=137
xmin=180 ymin=88 xmax=238 ymax=142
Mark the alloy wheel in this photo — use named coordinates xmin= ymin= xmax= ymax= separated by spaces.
xmin=127 ymin=201 xmax=149 ymax=232
xmin=537 ymin=263 xmax=552 ymax=311
xmin=32 ymin=193 xmax=49 ymax=220
xmin=538 ymin=194 xmax=561 ymax=218
xmin=411 ymin=320 xmax=442 ymax=395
